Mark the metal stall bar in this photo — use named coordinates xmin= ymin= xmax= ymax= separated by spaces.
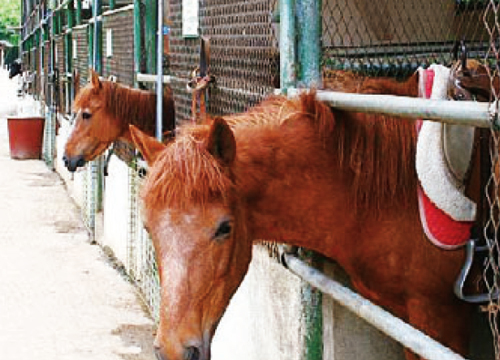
xmin=287 ymin=89 xmax=498 ymax=129
xmin=283 ymin=253 xmax=469 ymax=360
xmin=75 ymin=0 xmax=81 ymax=25
xmin=280 ymin=0 xmax=296 ymax=92
xmin=297 ymin=0 xmax=321 ymax=87
xmin=136 ymin=73 xmax=172 ymax=83
xmin=84 ymin=0 xmax=103 ymax=242
xmin=295 ymin=1 xmax=323 ymax=359
xmin=133 ymin=0 xmax=141 ymax=86
xmin=155 ymin=0 xmax=163 ymax=141
xmin=145 ymin=0 xmax=156 ymax=76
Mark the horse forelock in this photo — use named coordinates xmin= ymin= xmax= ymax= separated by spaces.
xmin=141 ymin=126 xmax=234 ymax=213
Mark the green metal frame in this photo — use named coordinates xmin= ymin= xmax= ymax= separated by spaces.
xmin=145 ymin=0 xmax=157 ymax=74
xmin=76 ymin=0 xmax=82 ymax=25
xmin=280 ymin=1 xmax=324 ymax=359
xmin=133 ymin=0 xmax=141 ymax=85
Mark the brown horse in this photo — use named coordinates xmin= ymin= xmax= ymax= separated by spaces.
xmin=129 ymin=72 xmax=475 ymax=360
xmin=448 ymin=59 xmax=499 ymax=102
xmin=62 ymin=70 xmax=175 ymax=171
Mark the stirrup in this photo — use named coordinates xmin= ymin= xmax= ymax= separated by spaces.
xmin=454 ymin=239 xmax=499 ymax=303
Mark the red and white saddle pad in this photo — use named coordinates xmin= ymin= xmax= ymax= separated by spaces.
xmin=416 ymin=65 xmax=476 ymax=249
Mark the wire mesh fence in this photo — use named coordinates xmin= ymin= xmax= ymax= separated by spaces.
xmin=481 ymin=1 xmax=500 ymax=359
xmin=81 ymin=158 xmax=102 ymax=241
xmin=127 ymin=161 xmax=161 ymax=322
xmin=73 ymin=25 xmax=89 ymax=87
xmin=168 ymin=0 xmax=279 ymax=120
xmin=101 ymin=7 xmax=135 ymax=86
xmin=321 ymin=0 xmax=494 ymax=78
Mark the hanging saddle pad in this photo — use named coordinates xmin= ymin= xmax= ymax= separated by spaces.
xmin=416 ymin=65 xmax=476 ymax=249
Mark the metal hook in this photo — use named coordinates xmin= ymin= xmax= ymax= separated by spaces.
xmin=454 ymin=239 xmax=499 ymax=303
xmin=460 ymin=39 xmax=470 ymax=75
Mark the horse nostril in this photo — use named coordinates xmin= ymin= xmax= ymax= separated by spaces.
xmin=184 ymin=346 xmax=200 ymax=360
xmin=76 ymin=156 xmax=86 ymax=168
xmin=154 ymin=347 xmax=166 ymax=360
xmin=62 ymin=155 xmax=68 ymax=166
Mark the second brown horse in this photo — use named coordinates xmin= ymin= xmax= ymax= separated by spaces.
xmin=62 ymin=70 xmax=175 ymax=171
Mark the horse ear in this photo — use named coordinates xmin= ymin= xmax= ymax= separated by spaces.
xmin=90 ymin=69 xmax=102 ymax=89
xmin=206 ymin=117 xmax=236 ymax=166
xmin=129 ymin=125 xmax=167 ymax=165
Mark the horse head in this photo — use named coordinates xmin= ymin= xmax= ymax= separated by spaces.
xmin=63 ymin=70 xmax=125 ymax=171
xmin=8 ymin=59 xmax=22 ymax=79
xmin=130 ymin=122 xmax=252 ymax=360
xmin=448 ymin=58 xmax=494 ymax=102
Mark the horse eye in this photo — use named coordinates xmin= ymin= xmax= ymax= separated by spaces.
xmin=82 ymin=111 xmax=92 ymax=120
xmin=213 ymin=220 xmax=233 ymax=242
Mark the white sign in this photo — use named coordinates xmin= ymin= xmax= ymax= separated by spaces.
xmin=106 ymin=29 xmax=113 ymax=57
xmin=182 ymin=0 xmax=199 ymax=38
xmin=72 ymin=39 xmax=77 ymax=59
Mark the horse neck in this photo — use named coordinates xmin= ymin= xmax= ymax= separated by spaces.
xmin=107 ymin=84 xmax=157 ymax=136
xmin=233 ymin=125 xmax=350 ymax=256
xmin=232 ymin=112 xmax=419 ymax=262
xmin=361 ymin=72 xmax=419 ymax=97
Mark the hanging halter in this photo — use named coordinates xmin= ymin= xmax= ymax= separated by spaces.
xmin=187 ymin=36 xmax=215 ymax=124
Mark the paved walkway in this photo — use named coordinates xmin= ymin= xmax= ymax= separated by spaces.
xmin=0 ymin=69 xmax=155 ymax=360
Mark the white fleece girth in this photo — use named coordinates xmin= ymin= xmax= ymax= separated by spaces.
xmin=415 ymin=64 xmax=476 ymax=221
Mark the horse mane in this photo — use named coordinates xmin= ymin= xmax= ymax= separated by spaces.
xmin=144 ymin=73 xmax=418 ymax=212
xmin=301 ymin=93 xmax=417 ymax=209
xmin=74 ymin=81 xmax=175 ymax=135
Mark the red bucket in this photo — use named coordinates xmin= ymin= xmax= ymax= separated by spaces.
xmin=7 ymin=116 xmax=45 ymax=160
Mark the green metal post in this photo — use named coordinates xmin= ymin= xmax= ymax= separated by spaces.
xmin=67 ymin=0 xmax=73 ymax=71
xmin=75 ymin=0 xmax=81 ymax=25
xmin=58 ymin=10 xmax=62 ymax=34
xmin=279 ymin=0 xmax=297 ymax=93
xmin=92 ymin=0 xmax=102 ymax=73
xmin=297 ymin=0 xmax=322 ymax=86
xmin=51 ymin=10 xmax=56 ymax=38
xmin=280 ymin=0 xmax=323 ymax=358
xmin=88 ymin=24 xmax=93 ymax=68
xmin=109 ymin=0 xmax=115 ymax=11
xmin=145 ymin=0 xmax=157 ymax=74
xmin=297 ymin=0 xmax=323 ymax=355
xmin=301 ymin=252 xmax=323 ymax=360
xmin=133 ymin=0 xmax=141 ymax=84
xmin=67 ymin=0 xmax=74 ymax=29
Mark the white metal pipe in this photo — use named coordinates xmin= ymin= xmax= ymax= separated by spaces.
xmin=102 ymin=3 xmax=134 ymax=17
xmin=155 ymin=0 xmax=163 ymax=141
xmin=288 ymin=88 xmax=497 ymax=129
xmin=136 ymin=72 xmax=171 ymax=84
xmin=283 ymin=254 xmax=469 ymax=360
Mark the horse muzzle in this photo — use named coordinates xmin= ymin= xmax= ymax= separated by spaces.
xmin=62 ymin=154 xmax=86 ymax=172
xmin=155 ymin=345 xmax=207 ymax=360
